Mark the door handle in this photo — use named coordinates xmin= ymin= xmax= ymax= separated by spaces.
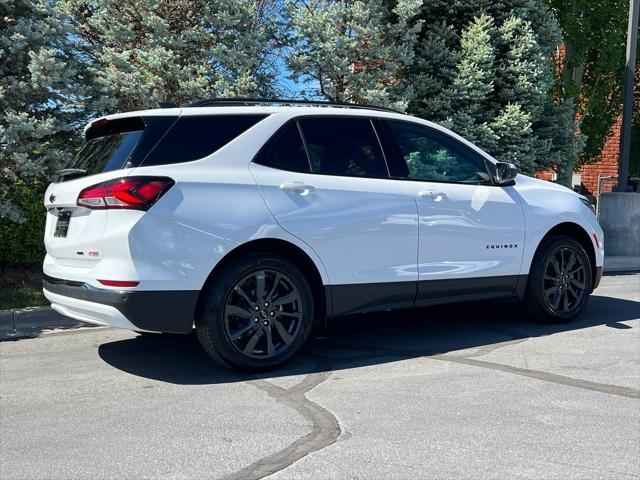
xmin=279 ymin=182 xmax=316 ymax=195
xmin=418 ymin=190 xmax=446 ymax=201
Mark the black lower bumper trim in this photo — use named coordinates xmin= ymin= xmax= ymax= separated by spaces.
xmin=43 ymin=276 xmax=198 ymax=333
xmin=594 ymin=266 xmax=603 ymax=290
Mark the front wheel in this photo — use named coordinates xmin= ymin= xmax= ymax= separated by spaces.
xmin=524 ymin=235 xmax=593 ymax=323
xmin=195 ymin=253 xmax=314 ymax=372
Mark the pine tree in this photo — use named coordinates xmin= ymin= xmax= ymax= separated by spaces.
xmin=0 ymin=0 xmax=80 ymax=220
xmin=62 ymin=0 xmax=282 ymax=115
xmin=286 ymin=0 xmax=423 ymax=110
xmin=405 ymin=0 xmax=583 ymax=181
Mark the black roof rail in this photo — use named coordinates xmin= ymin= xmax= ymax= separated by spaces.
xmin=185 ymin=98 xmax=405 ymax=115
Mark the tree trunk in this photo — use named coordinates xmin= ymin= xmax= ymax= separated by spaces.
xmin=556 ymin=156 xmax=576 ymax=188
xmin=556 ymin=41 xmax=583 ymax=188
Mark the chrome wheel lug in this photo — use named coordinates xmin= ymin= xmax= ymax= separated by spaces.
xmin=264 ymin=302 xmax=269 ymax=307
xmin=254 ymin=306 xmax=259 ymax=311
xmin=263 ymin=320 xmax=268 ymax=326
xmin=270 ymin=311 xmax=275 ymax=316
xmin=254 ymin=317 xmax=259 ymax=323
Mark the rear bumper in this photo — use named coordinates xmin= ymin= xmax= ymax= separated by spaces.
xmin=43 ymin=276 xmax=197 ymax=333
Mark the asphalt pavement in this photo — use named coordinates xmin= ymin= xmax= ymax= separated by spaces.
xmin=1 ymin=273 xmax=639 ymax=479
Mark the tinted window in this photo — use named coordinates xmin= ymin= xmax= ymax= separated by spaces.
xmin=71 ymin=116 xmax=176 ymax=180
xmin=73 ymin=130 xmax=143 ymax=176
xmin=143 ymin=115 xmax=267 ymax=166
xmin=299 ymin=117 xmax=388 ymax=178
xmin=253 ymin=122 xmax=311 ymax=172
xmin=385 ymin=120 xmax=490 ymax=184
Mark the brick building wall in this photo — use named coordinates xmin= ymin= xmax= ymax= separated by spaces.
xmin=578 ymin=116 xmax=621 ymax=197
xmin=535 ymin=43 xmax=623 ymax=198
xmin=535 ymin=117 xmax=621 ymax=198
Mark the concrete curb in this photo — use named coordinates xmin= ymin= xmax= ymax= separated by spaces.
xmin=0 ymin=306 xmax=95 ymax=341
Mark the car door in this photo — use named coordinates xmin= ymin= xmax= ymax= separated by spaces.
xmin=380 ymin=119 xmax=526 ymax=305
xmin=249 ymin=116 xmax=419 ymax=315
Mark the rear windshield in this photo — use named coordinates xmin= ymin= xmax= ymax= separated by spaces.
xmin=74 ymin=132 xmax=143 ymax=175
xmin=65 ymin=114 xmax=267 ymax=181
xmin=72 ymin=117 xmax=152 ymax=177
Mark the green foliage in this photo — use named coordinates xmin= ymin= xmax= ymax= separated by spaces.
xmin=0 ymin=182 xmax=46 ymax=267
xmin=0 ymin=283 xmax=47 ymax=309
xmin=63 ymin=0 xmax=283 ymax=114
xmin=286 ymin=0 xmax=423 ymax=110
xmin=404 ymin=1 xmax=583 ymax=179
xmin=546 ymin=0 xmax=629 ymax=164
xmin=405 ymin=148 xmax=460 ymax=182
xmin=0 ymin=0 xmax=81 ymax=221
xmin=2 ymin=0 xmax=284 ymax=268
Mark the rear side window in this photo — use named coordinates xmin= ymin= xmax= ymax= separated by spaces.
xmin=253 ymin=122 xmax=311 ymax=172
xmin=143 ymin=115 xmax=267 ymax=166
xmin=299 ymin=117 xmax=388 ymax=178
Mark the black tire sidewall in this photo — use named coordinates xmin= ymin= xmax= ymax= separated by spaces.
xmin=526 ymin=235 xmax=592 ymax=323
xmin=197 ymin=254 xmax=314 ymax=371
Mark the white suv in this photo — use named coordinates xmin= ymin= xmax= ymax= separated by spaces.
xmin=43 ymin=100 xmax=604 ymax=371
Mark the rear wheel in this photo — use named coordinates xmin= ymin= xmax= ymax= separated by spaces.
xmin=525 ymin=235 xmax=592 ymax=323
xmin=195 ymin=253 xmax=314 ymax=372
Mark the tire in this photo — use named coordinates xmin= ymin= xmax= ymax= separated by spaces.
xmin=524 ymin=235 xmax=593 ymax=323
xmin=195 ymin=253 xmax=314 ymax=372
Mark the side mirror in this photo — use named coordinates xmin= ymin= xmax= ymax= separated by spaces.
xmin=494 ymin=162 xmax=518 ymax=185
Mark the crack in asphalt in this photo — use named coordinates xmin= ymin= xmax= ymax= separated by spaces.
xmin=316 ymin=343 xmax=640 ymax=400
xmin=224 ymin=337 xmax=638 ymax=479
xmin=221 ymin=368 xmax=340 ymax=480
xmin=434 ymin=355 xmax=640 ymax=399
xmin=222 ymin=350 xmax=382 ymax=480
xmin=453 ymin=337 xmax=530 ymax=358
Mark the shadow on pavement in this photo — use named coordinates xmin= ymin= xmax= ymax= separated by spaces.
xmin=98 ymin=295 xmax=639 ymax=385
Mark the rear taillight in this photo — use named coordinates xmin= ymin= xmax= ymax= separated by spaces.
xmin=77 ymin=176 xmax=174 ymax=210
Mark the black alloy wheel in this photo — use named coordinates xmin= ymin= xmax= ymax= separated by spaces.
xmin=525 ymin=235 xmax=593 ymax=323
xmin=196 ymin=254 xmax=314 ymax=371
xmin=541 ymin=245 xmax=588 ymax=315
xmin=224 ymin=269 xmax=303 ymax=359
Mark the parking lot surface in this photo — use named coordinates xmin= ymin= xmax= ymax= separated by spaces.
xmin=1 ymin=273 xmax=639 ymax=479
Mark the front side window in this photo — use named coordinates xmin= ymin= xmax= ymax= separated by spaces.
xmin=298 ymin=117 xmax=389 ymax=178
xmin=385 ymin=120 xmax=491 ymax=184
